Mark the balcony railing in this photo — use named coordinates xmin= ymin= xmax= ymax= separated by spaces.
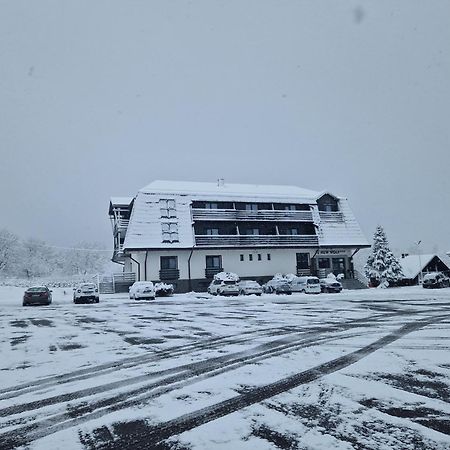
xmin=159 ymin=268 xmax=180 ymax=281
xmin=205 ymin=267 xmax=223 ymax=278
xmin=192 ymin=209 xmax=313 ymax=222
xmin=113 ymin=219 xmax=130 ymax=234
xmin=318 ymin=211 xmax=344 ymax=222
xmin=195 ymin=235 xmax=319 ymax=247
xmin=112 ymin=244 xmax=124 ymax=262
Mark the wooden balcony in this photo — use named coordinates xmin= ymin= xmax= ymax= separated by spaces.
xmin=195 ymin=235 xmax=319 ymax=247
xmin=159 ymin=268 xmax=180 ymax=281
xmin=112 ymin=244 xmax=124 ymax=263
xmin=113 ymin=219 xmax=129 ymax=235
xmin=318 ymin=211 xmax=344 ymax=222
xmin=192 ymin=209 xmax=313 ymax=222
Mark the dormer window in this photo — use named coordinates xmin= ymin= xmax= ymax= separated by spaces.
xmin=161 ymin=222 xmax=179 ymax=242
xmin=160 ymin=199 xmax=177 ymax=218
xmin=317 ymin=194 xmax=339 ymax=212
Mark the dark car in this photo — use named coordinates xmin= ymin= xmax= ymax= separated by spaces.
xmin=263 ymin=279 xmax=292 ymax=295
xmin=422 ymin=272 xmax=450 ymax=289
xmin=320 ymin=278 xmax=343 ymax=293
xmin=23 ymin=286 xmax=52 ymax=306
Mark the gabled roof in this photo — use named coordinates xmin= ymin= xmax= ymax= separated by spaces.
xmin=399 ymin=254 xmax=449 ymax=279
xmin=110 ymin=197 xmax=134 ymax=206
xmin=140 ymin=180 xmax=321 ymax=203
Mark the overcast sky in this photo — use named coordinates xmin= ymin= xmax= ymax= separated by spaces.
xmin=1 ymin=0 xmax=449 ymax=255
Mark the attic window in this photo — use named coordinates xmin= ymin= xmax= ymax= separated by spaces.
xmin=317 ymin=194 xmax=339 ymax=212
xmin=161 ymin=222 xmax=179 ymax=243
xmin=160 ymin=199 xmax=177 ymax=218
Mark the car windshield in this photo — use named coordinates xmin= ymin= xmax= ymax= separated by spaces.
xmin=27 ymin=287 xmax=47 ymax=292
xmin=307 ymin=279 xmax=319 ymax=285
xmin=81 ymin=284 xmax=95 ymax=289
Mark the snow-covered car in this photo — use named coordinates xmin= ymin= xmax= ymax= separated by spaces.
xmin=320 ymin=278 xmax=343 ymax=293
xmin=291 ymin=276 xmax=321 ymax=294
xmin=238 ymin=280 xmax=263 ymax=296
xmin=208 ymin=279 xmax=240 ymax=296
xmin=23 ymin=286 xmax=52 ymax=306
xmin=73 ymin=283 xmax=99 ymax=304
xmin=129 ymin=281 xmax=156 ymax=300
xmin=422 ymin=272 xmax=450 ymax=289
xmin=263 ymin=279 xmax=292 ymax=295
xmin=155 ymin=282 xmax=174 ymax=297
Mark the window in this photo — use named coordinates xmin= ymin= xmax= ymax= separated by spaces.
xmin=258 ymin=254 xmax=262 ymax=261
xmin=267 ymin=253 xmax=271 ymax=261
xmin=284 ymin=205 xmax=296 ymax=211
xmin=160 ymin=199 xmax=177 ymax=218
xmin=240 ymin=254 xmax=244 ymax=261
xmin=296 ymin=253 xmax=310 ymax=270
xmin=245 ymin=203 xmax=258 ymax=211
xmin=245 ymin=228 xmax=259 ymax=235
xmin=161 ymin=222 xmax=179 ymax=242
xmin=289 ymin=228 xmax=299 ymax=235
xmin=160 ymin=256 xmax=178 ymax=270
xmin=249 ymin=254 xmax=253 ymax=261
xmin=318 ymin=258 xmax=331 ymax=269
xmin=206 ymin=228 xmax=219 ymax=235
xmin=205 ymin=202 xmax=218 ymax=209
xmin=206 ymin=255 xmax=222 ymax=269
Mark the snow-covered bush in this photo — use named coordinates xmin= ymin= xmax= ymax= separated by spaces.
xmin=213 ymin=272 xmax=239 ymax=282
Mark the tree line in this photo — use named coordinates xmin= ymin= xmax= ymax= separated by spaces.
xmin=0 ymin=228 xmax=110 ymax=278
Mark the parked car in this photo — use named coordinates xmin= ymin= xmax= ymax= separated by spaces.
xmin=129 ymin=281 xmax=156 ymax=300
xmin=73 ymin=283 xmax=99 ymax=304
xmin=291 ymin=276 xmax=321 ymax=294
xmin=320 ymin=278 xmax=343 ymax=293
xmin=422 ymin=272 xmax=450 ymax=289
xmin=207 ymin=279 xmax=240 ymax=296
xmin=238 ymin=280 xmax=263 ymax=296
xmin=263 ymin=279 xmax=292 ymax=295
xmin=23 ymin=286 xmax=52 ymax=306
xmin=155 ymin=282 xmax=174 ymax=297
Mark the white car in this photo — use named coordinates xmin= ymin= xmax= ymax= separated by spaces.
xmin=290 ymin=276 xmax=321 ymax=294
xmin=320 ymin=278 xmax=343 ymax=293
xmin=207 ymin=279 xmax=240 ymax=296
xmin=238 ymin=280 xmax=263 ymax=296
xmin=129 ymin=281 xmax=156 ymax=300
xmin=73 ymin=283 xmax=99 ymax=304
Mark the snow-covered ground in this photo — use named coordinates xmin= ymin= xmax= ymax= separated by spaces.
xmin=1 ymin=286 xmax=450 ymax=449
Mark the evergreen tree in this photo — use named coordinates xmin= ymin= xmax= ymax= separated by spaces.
xmin=365 ymin=226 xmax=404 ymax=287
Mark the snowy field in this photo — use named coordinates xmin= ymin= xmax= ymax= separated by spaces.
xmin=1 ymin=286 xmax=450 ymax=450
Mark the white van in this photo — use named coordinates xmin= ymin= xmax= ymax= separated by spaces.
xmin=291 ymin=276 xmax=321 ymax=294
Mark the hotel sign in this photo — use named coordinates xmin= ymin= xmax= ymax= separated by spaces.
xmin=318 ymin=248 xmax=348 ymax=256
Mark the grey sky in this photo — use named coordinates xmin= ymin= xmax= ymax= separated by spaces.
xmin=1 ymin=1 xmax=449 ymax=254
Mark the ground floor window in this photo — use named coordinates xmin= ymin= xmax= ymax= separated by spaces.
xmin=296 ymin=253 xmax=310 ymax=269
xmin=206 ymin=255 xmax=222 ymax=269
xmin=318 ymin=258 xmax=331 ymax=269
xmin=160 ymin=256 xmax=178 ymax=270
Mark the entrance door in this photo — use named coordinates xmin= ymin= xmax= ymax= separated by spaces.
xmin=332 ymin=257 xmax=346 ymax=276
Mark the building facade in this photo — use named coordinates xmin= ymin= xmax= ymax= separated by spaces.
xmin=109 ymin=180 xmax=369 ymax=292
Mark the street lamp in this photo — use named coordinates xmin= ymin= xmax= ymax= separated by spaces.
xmin=416 ymin=240 xmax=422 ymax=285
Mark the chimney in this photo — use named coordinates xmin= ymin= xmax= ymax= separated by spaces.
xmin=217 ymin=178 xmax=225 ymax=187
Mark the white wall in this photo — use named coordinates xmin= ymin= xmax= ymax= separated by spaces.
xmin=129 ymin=248 xmax=323 ymax=281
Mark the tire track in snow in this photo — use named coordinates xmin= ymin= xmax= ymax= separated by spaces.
xmin=77 ymin=314 xmax=449 ymax=450
xmin=0 ymin=309 xmax=414 ymax=402
xmin=0 ymin=327 xmax=373 ymax=448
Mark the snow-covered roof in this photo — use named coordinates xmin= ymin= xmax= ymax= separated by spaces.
xmin=122 ymin=180 xmax=368 ymax=250
xmin=140 ymin=180 xmax=322 ymax=202
xmin=400 ymin=254 xmax=438 ymax=279
xmin=110 ymin=197 xmax=134 ymax=206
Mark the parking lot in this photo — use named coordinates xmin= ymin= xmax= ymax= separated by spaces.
xmin=1 ymin=286 xmax=450 ymax=449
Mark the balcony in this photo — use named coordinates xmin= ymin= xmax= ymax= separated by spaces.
xmin=318 ymin=211 xmax=344 ymax=222
xmin=192 ymin=209 xmax=313 ymax=222
xmin=159 ymin=268 xmax=180 ymax=281
xmin=195 ymin=235 xmax=319 ymax=247
xmin=112 ymin=244 xmax=124 ymax=262
xmin=205 ymin=267 xmax=223 ymax=278
xmin=113 ymin=218 xmax=130 ymax=235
